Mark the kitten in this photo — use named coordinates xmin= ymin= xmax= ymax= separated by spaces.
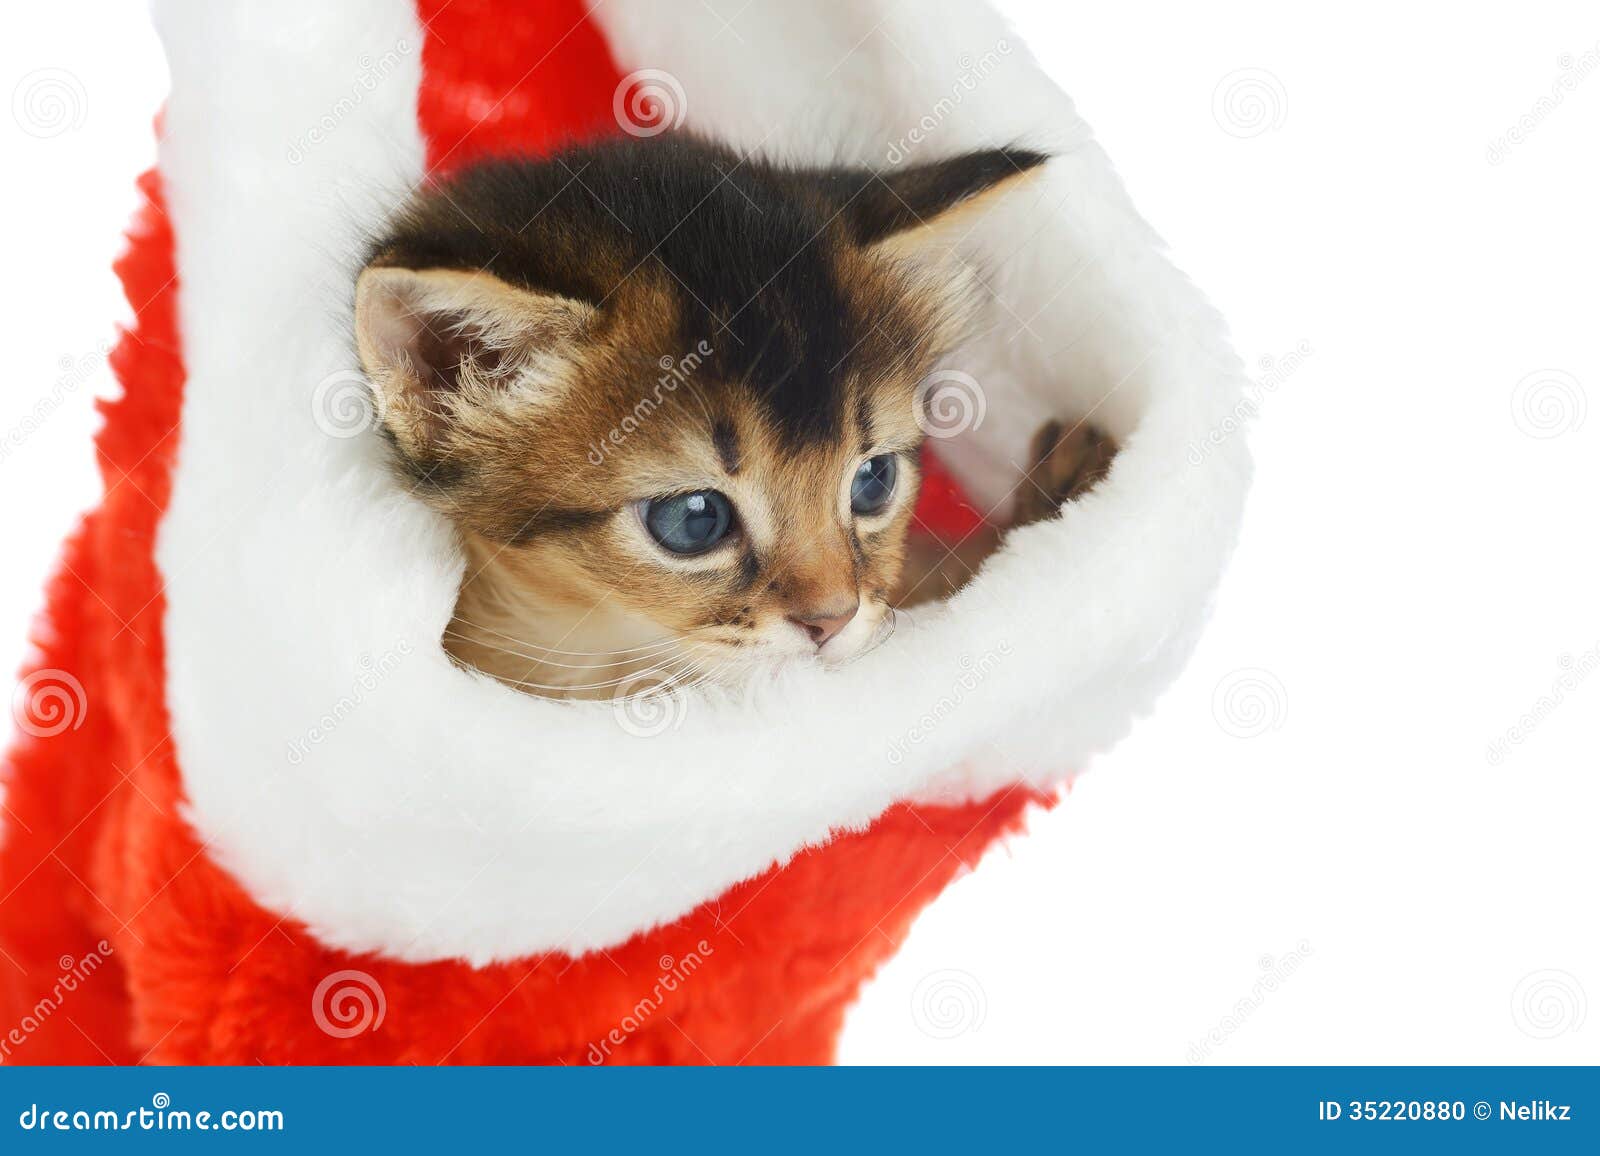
xmin=354 ymin=136 xmax=1113 ymax=699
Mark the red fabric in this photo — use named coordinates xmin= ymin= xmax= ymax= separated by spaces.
xmin=0 ymin=0 xmax=1044 ymax=1065
xmin=915 ymin=448 xmax=991 ymax=540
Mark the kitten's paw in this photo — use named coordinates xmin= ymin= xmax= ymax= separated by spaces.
xmin=1012 ymin=418 xmax=1119 ymax=525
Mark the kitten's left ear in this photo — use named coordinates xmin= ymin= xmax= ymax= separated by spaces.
xmin=838 ymin=147 xmax=1049 ymax=257
xmin=354 ymin=265 xmax=593 ymax=458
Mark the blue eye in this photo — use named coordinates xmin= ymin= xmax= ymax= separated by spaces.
xmin=850 ymin=454 xmax=898 ymax=515
xmin=642 ymin=491 xmax=735 ymax=555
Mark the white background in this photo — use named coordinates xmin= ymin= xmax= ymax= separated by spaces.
xmin=3 ymin=2 xmax=1596 ymax=1064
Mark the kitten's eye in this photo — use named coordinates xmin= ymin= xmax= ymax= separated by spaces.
xmin=850 ymin=454 xmax=898 ymax=515
xmin=641 ymin=491 xmax=735 ymax=555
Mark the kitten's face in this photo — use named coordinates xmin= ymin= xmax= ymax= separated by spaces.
xmin=453 ymin=320 xmax=929 ymax=673
xmin=355 ymin=137 xmax=1043 ymax=690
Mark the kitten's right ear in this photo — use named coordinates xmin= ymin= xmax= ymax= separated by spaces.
xmin=354 ymin=266 xmax=593 ymax=457
xmin=839 ymin=147 xmax=1049 ymax=257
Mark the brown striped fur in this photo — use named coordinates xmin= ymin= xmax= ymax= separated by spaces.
xmin=353 ymin=136 xmax=1107 ymax=698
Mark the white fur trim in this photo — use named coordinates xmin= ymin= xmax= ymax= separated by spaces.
xmin=153 ymin=0 xmax=1249 ymax=965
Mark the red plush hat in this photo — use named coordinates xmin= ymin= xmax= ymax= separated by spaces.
xmin=0 ymin=0 xmax=1248 ymax=1064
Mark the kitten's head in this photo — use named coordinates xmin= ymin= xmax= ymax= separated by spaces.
xmin=355 ymin=136 xmax=1044 ymax=688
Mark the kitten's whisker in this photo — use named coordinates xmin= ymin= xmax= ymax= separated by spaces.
xmin=452 ymin=609 xmax=732 ymax=648
xmin=442 ymin=629 xmax=696 ymax=670
xmin=441 ymin=627 xmax=668 ymax=664
xmin=447 ymin=615 xmax=725 ymax=657
xmin=498 ymin=643 xmax=727 ymax=695
xmin=502 ymin=665 xmax=686 ymax=695
xmin=448 ymin=640 xmax=697 ymax=675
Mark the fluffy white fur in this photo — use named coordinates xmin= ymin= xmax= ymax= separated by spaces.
xmin=152 ymin=0 xmax=1250 ymax=965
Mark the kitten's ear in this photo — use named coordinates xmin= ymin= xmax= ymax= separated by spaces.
xmin=840 ymin=147 xmax=1049 ymax=258
xmin=354 ymin=266 xmax=593 ymax=455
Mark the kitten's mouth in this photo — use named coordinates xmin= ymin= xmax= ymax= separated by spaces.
xmin=671 ymin=600 xmax=892 ymax=683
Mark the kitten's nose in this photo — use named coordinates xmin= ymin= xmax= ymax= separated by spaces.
xmin=788 ymin=600 xmax=859 ymax=648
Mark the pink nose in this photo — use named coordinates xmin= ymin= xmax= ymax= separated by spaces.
xmin=789 ymin=601 xmax=859 ymax=647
